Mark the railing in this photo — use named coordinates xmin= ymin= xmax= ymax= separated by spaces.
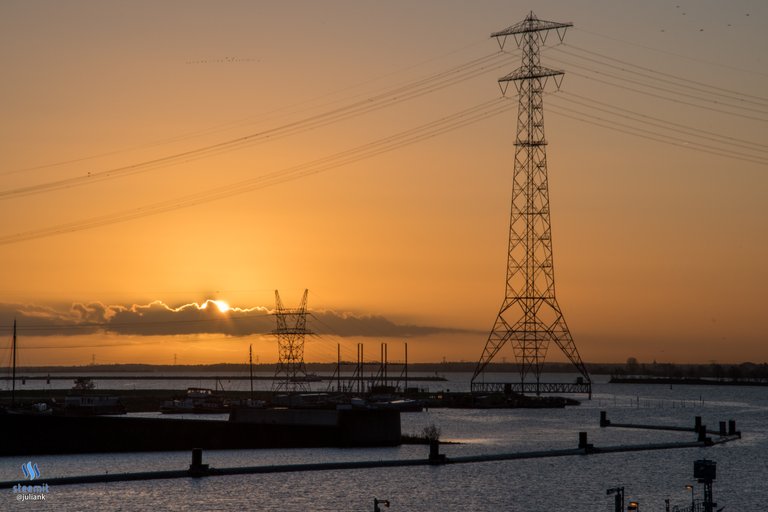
xmin=672 ymin=502 xmax=709 ymax=512
xmin=470 ymin=381 xmax=592 ymax=394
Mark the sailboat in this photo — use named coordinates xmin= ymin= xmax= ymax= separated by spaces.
xmin=241 ymin=344 xmax=265 ymax=408
xmin=2 ymin=319 xmax=51 ymax=415
xmin=228 ymin=345 xmax=265 ymax=411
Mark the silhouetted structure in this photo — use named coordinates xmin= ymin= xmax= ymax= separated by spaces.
xmin=272 ymin=289 xmax=312 ymax=392
xmin=471 ymin=12 xmax=591 ymax=396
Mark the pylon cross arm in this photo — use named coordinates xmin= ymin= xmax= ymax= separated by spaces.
xmin=491 ymin=19 xmax=572 ymax=39
xmin=491 ymin=12 xmax=572 ymax=50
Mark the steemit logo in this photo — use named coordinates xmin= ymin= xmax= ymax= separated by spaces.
xmin=21 ymin=462 xmax=41 ymax=480
xmin=13 ymin=461 xmax=49 ymax=501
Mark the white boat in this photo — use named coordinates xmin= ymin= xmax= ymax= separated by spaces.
xmin=160 ymin=387 xmax=229 ymax=414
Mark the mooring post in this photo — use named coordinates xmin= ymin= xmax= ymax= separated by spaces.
xmin=697 ymin=425 xmax=707 ymax=442
xmin=578 ymin=431 xmax=593 ymax=452
xmin=192 ymin=448 xmax=202 ymax=466
xmin=719 ymin=421 xmax=726 ymax=436
xmin=429 ymin=439 xmax=446 ymax=464
xmin=728 ymin=420 xmax=737 ymax=436
xmin=600 ymin=411 xmax=610 ymax=427
xmin=189 ymin=448 xmax=209 ymax=477
xmin=695 ymin=416 xmax=702 ymax=432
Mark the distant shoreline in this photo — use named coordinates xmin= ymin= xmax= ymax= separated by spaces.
xmin=610 ymin=376 xmax=768 ymax=387
xmin=4 ymin=361 xmax=766 ymax=377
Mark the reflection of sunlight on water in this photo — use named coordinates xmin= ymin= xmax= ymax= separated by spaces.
xmin=442 ymin=437 xmax=499 ymax=445
xmin=2 ymin=375 xmax=767 ymax=510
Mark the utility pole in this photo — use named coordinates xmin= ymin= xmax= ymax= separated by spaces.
xmin=471 ymin=11 xmax=591 ymax=397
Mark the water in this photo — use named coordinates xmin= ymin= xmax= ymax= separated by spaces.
xmin=2 ymin=373 xmax=767 ymax=511
xmin=0 ymin=370 xmax=453 ymax=392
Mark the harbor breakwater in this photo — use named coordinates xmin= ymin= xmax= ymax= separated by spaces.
xmin=0 ymin=408 xmax=401 ymax=455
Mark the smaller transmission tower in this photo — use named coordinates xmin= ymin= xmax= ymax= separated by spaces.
xmin=272 ymin=289 xmax=311 ymax=392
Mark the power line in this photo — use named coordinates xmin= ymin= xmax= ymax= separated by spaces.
xmin=0 ymin=98 xmax=512 ymax=245
xmin=573 ymin=27 xmax=768 ymax=79
xmin=553 ymin=44 xmax=768 ymax=107
xmin=545 ymin=54 xmax=768 ymax=120
xmin=554 ymin=92 xmax=768 ymax=156
xmin=546 ymin=102 xmax=768 ymax=166
xmin=3 ymin=38 xmax=494 ymax=177
xmin=1 ymin=51 xmax=514 ymax=200
xmin=560 ymin=66 xmax=768 ymax=123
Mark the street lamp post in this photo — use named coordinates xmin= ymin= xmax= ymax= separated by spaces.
xmin=685 ymin=484 xmax=695 ymax=511
xmin=607 ymin=487 xmax=624 ymax=512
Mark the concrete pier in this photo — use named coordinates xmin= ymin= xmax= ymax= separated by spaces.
xmin=599 ymin=411 xmax=739 ymax=440
xmin=0 ymin=408 xmax=401 ymax=455
xmin=0 ymin=421 xmax=742 ymax=490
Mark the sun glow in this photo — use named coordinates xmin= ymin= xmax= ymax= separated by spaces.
xmin=209 ymin=300 xmax=231 ymax=313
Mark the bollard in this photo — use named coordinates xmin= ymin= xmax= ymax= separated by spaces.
xmin=600 ymin=411 xmax=610 ymax=427
xmin=697 ymin=425 xmax=707 ymax=442
xmin=695 ymin=416 xmax=702 ymax=432
xmin=728 ymin=420 xmax=737 ymax=436
xmin=428 ymin=439 xmax=446 ymax=465
xmin=189 ymin=448 xmax=209 ymax=476
xmin=719 ymin=421 xmax=726 ymax=436
xmin=578 ymin=431 xmax=593 ymax=451
xmin=192 ymin=448 xmax=202 ymax=467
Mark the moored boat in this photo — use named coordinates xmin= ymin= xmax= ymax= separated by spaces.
xmin=57 ymin=395 xmax=127 ymax=416
xmin=160 ymin=387 xmax=229 ymax=414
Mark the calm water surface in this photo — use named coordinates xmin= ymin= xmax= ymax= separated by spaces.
xmin=2 ymin=373 xmax=766 ymax=511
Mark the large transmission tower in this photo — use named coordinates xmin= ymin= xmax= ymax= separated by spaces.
xmin=272 ymin=289 xmax=312 ymax=392
xmin=471 ymin=12 xmax=591 ymax=396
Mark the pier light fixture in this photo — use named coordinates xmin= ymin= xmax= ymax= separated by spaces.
xmin=606 ymin=487 xmax=625 ymax=512
xmin=685 ymin=484 xmax=695 ymax=510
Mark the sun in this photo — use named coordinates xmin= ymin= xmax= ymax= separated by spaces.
xmin=210 ymin=300 xmax=230 ymax=313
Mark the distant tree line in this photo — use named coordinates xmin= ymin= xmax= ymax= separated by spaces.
xmin=13 ymin=359 xmax=768 ymax=382
xmin=609 ymin=357 xmax=768 ymax=382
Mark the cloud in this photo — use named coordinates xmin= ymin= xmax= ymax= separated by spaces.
xmin=0 ymin=300 xmax=468 ymax=338
xmin=310 ymin=310 xmax=458 ymax=337
xmin=0 ymin=303 xmax=102 ymax=336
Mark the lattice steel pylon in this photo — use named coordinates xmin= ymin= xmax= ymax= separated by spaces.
xmin=471 ymin=12 xmax=591 ymax=396
xmin=272 ymin=289 xmax=312 ymax=392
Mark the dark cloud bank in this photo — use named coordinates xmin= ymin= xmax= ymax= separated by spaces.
xmin=0 ymin=300 xmax=469 ymax=338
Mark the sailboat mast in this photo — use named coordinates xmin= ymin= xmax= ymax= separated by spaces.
xmin=337 ymin=343 xmax=341 ymax=393
xmin=404 ymin=341 xmax=408 ymax=394
xmin=249 ymin=344 xmax=254 ymax=401
xmin=11 ymin=319 xmax=17 ymax=408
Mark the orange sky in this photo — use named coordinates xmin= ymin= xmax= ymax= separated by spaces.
xmin=1 ymin=1 xmax=766 ymax=366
